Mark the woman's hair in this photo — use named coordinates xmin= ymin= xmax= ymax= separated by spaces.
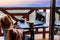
xmin=1 ymin=18 xmax=10 ymax=29
xmin=1 ymin=15 xmax=14 ymax=30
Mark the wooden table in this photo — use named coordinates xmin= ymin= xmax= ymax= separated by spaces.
xmin=17 ymin=20 xmax=48 ymax=40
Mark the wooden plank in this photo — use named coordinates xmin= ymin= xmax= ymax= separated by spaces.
xmin=10 ymin=13 xmax=28 ymax=16
xmin=0 ymin=7 xmax=50 ymax=10
xmin=23 ymin=31 xmax=49 ymax=34
xmin=43 ymin=28 xmax=46 ymax=38
xmin=28 ymin=9 xmax=35 ymax=15
xmin=0 ymin=10 xmax=18 ymax=22
xmin=49 ymin=0 xmax=56 ymax=40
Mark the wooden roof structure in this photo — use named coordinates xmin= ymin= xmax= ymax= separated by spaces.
xmin=0 ymin=7 xmax=60 ymax=22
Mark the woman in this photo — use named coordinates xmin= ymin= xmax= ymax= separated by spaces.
xmin=0 ymin=14 xmax=14 ymax=40
xmin=0 ymin=14 xmax=23 ymax=40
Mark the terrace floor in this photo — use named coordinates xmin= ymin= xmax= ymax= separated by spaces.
xmin=0 ymin=34 xmax=59 ymax=40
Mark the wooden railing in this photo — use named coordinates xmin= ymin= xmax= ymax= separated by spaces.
xmin=0 ymin=7 xmax=60 ymax=39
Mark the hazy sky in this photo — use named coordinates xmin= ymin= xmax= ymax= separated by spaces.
xmin=0 ymin=0 xmax=60 ymax=7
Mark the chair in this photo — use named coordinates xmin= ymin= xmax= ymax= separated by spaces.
xmin=35 ymin=11 xmax=47 ymax=38
xmin=36 ymin=11 xmax=46 ymax=22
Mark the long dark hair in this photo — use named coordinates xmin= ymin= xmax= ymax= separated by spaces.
xmin=1 ymin=16 xmax=12 ymax=29
xmin=1 ymin=18 xmax=10 ymax=29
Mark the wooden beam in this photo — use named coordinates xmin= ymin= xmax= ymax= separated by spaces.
xmin=49 ymin=0 xmax=56 ymax=40
xmin=0 ymin=10 xmax=10 ymax=14
xmin=0 ymin=7 xmax=60 ymax=10
xmin=55 ymin=9 xmax=60 ymax=15
xmin=56 ymin=7 xmax=60 ymax=9
xmin=28 ymin=9 xmax=35 ymax=15
xmin=24 ymin=31 xmax=49 ymax=34
xmin=43 ymin=9 xmax=46 ymax=23
xmin=0 ymin=10 xmax=18 ymax=22
xmin=10 ymin=13 xmax=28 ymax=16
xmin=0 ymin=7 xmax=50 ymax=10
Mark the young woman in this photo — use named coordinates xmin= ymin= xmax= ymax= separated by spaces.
xmin=0 ymin=14 xmax=14 ymax=40
xmin=0 ymin=14 xmax=23 ymax=40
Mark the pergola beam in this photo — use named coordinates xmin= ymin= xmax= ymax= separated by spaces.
xmin=49 ymin=0 xmax=56 ymax=40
